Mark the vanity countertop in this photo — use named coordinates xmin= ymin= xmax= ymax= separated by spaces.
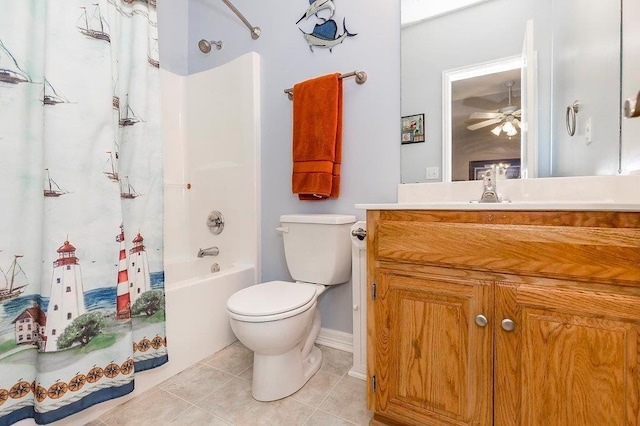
xmin=355 ymin=201 xmax=640 ymax=211
xmin=358 ymin=175 xmax=640 ymax=211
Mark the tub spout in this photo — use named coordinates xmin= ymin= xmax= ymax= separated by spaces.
xmin=197 ymin=246 xmax=219 ymax=257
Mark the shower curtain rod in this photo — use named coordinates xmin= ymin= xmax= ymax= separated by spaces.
xmin=221 ymin=0 xmax=261 ymax=40
xmin=283 ymin=71 xmax=368 ymax=100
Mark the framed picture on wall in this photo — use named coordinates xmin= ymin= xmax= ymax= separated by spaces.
xmin=401 ymin=113 xmax=425 ymax=144
xmin=469 ymin=159 xmax=521 ymax=180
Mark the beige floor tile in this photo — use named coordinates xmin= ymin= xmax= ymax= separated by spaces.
xmin=318 ymin=345 xmax=353 ymax=377
xmin=101 ymin=389 xmax=191 ymax=425
xmin=319 ymin=376 xmax=372 ymax=425
xmin=305 ymin=410 xmax=358 ymax=425
xmin=96 ymin=343 xmax=370 ymax=426
xmin=234 ymin=398 xmax=314 ymax=426
xmin=84 ymin=419 xmax=107 ymax=426
xmin=201 ymin=341 xmax=253 ymax=375
xmin=167 ymin=406 xmax=231 ymax=425
xmin=161 ymin=364 xmax=234 ymax=403
xmin=238 ymin=364 xmax=253 ymax=381
xmin=291 ymin=370 xmax=341 ymax=407
xmin=196 ymin=377 xmax=261 ymax=423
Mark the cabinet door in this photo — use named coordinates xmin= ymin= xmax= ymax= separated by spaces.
xmin=372 ymin=269 xmax=493 ymax=425
xmin=496 ymin=283 xmax=640 ymax=425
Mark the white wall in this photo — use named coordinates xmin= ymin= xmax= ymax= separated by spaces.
xmin=401 ymin=0 xmax=553 ymax=183
xmin=179 ymin=0 xmax=400 ymax=334
xmin=551 ymin=0 xmax=620 ymax=176
xmin=622 ymin=0 xmax=640 ymax=174
xmin=157 ymin=0 xmax=189 ymax=76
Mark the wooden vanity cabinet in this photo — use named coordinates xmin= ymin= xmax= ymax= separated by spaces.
xmin=366 ymin=210 xmax=640 ymax=426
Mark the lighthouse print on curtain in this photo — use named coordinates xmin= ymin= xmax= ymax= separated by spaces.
xmin=0 ymin=0 xmax=165 ymax=424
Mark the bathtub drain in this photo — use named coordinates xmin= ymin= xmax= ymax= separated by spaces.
xmin=211 ymin=263 xmax=221 ymax=273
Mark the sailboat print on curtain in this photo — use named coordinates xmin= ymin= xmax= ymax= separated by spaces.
xmin=77 ymin=4 xmax=111 ymax=43
xmin=120 ymin=176 xmax=141 ymax=199
xmin=112 ymin=65 xmax=120 ymax=111
xmin=0 ymin=255 xmax=29 ymax=302
xmin=43 ymin=79 xmax=70 ymax=105
xmin=104 ymin=150 xmax=119 ymax=182
xmin=119 ymin=97 xmax=143 ymax=126
xmin=0 ymin=39 xmax=31 ymax=84
xmin=147 ymin=38 xmax=159 ymax=68
xmin=44 ymin=168 xmax=69 ymax=197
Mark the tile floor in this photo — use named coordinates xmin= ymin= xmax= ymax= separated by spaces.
xmin=91 ymin=342 xmax=372 ymax=425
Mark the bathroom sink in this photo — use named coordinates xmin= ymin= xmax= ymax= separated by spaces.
xmin=355 ymin=175 xmax=640 ymax=212
xmin=355 ymin=201 xmax=640 ymax=211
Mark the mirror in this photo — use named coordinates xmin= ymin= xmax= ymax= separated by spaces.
xmin=401 ymin=0 xmax=630 ymax=183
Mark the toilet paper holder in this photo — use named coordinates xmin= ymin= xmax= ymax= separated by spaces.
xmin=624 ymin=90 xmax=640 ymax=119
xmin=351 ymin=228 xmax=366 ymax=241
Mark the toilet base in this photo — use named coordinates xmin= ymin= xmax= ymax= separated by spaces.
xmin=252 ymin=344 xmax=322 ymax=401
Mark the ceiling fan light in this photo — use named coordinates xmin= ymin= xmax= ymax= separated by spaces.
xmin=502 ymin=121 xmax=516 ymax=134
xmin=491 ymin=125 xmax=502 ymax=136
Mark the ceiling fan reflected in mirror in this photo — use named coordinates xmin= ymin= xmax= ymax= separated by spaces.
xmin=466 ymin=81 xmax=521 ymax=137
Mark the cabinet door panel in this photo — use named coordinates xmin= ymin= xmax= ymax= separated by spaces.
xmin=374 ymin=270 xmax=492 ymax=425
xmin=496 ymin=283 xmax=640 ymax=426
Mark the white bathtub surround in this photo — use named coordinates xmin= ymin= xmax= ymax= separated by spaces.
xmin=360 ymin=174 xmax=640 ymax=210
xmin=163 ymin=53 xmax=261 ymax=363
xmin=162 ymin=51 xmax=261 ymax=273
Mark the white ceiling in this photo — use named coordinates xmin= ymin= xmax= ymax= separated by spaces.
xmin=451 ymin=68 xmax=521 ymax=102
xmin=401 ymin=0 xmax=491 ymax=27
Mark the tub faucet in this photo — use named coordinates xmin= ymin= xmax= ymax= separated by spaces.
xmin=198 ymin=246 xmax=219 ymax=257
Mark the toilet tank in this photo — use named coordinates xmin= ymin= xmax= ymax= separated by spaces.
xmin=280 ymin=214 xmax=356 ymax=285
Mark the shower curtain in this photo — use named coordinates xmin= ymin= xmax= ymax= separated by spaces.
xmin=0 ymin=0 xmax=165 ymax=424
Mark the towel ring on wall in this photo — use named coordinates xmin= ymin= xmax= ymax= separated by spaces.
xmin=566 ymin=100 xmax=581 ymax=136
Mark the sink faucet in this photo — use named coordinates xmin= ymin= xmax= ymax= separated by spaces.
xmin=197 ymin=246 xmax=219 ymax=257
xmin=480 ymin=169 xmax=500 ymax=203
xmin=474 ymin=168 xmax=510 ymax=203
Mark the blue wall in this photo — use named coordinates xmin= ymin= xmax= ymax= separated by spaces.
xmin=158 ymin=0 xmax=401 ymax=333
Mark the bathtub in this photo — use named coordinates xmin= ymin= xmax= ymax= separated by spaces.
xmin=164 ymin=261 xmax=256 ymax=371
xmin=62 ymin=261 xmax=257 ymax=425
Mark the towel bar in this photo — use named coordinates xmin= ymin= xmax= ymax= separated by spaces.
xmin=284 ymin=71 xmax=367 ymax=100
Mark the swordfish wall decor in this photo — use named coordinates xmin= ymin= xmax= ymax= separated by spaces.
xmin=296 ymin=0 xmax=357 ymax=52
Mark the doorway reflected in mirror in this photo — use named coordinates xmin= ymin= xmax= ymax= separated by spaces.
xmin=453 ymin=69 xmax=521 ymax=181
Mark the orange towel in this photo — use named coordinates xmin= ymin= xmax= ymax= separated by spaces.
xmin=292 ymin=73 xmax=343 ymax=200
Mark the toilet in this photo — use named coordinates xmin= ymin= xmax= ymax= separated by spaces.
xmin=226 ymin=213 xmax=356 ymax=401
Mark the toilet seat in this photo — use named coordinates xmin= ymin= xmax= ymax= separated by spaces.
xmin=227 ymin=281 xmax=318 ymax=323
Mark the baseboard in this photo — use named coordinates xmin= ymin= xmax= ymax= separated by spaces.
xmin=316 ymin=327 xmax=353 ymax=353
xmin=348 ymin=369 xmax=366 ymax=381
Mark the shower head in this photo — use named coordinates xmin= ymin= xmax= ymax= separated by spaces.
xmin=198 ymin=39 xmax=223 ymax=54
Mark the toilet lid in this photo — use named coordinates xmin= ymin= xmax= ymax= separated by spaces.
xmin=227 ymin=281 xmax=317 ymax=317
